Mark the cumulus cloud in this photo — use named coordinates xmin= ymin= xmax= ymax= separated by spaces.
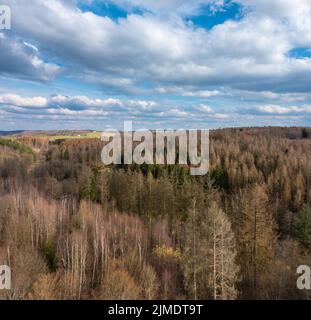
xmin=1 ymin=0 xmax=311 ymax=129
xmin=238 ymin=0 xmax=311 ymax=47
xmin=3 ymin=0 xmax=311 ymax=93
xmin=1 ymin=0 xmax=311 ymax=99
xmin=0 ymin=91 xmax=309 ymax=130
xmin=0 ymin=92 xmax=156 ymax=111
xmin=158 ymin=108 xmax=188 ymax=118
xmin=238 ymin=0 xmax=311 ymax=24
xmin=0 ymin=94 xmax=48 ymax=108
xmin=0 ymin=92 xmax=160 ymax=123
xmin=256 ymin=104 xmax=311 ymax=115
xmin=47 ymin=108 xmax=108 ymax=116
xmin=0 ymin=91 xmax=233 ymax=125
xmin=0 ymin=33 xmax=60 ymax=81
xmin=194 ymin=104 xmax=230 ymax=119
xmin=235 ymin=90 xmax=311 ymax=103
xmin=49 ymin=95 xmax=123 ymax=110
xmin=195 ymin=104 xmax=214 ymax=113
xmin=156 ymin=86 xmax=220 ymax=98
xmin=183 ymin=90 xmax=220 ymax=98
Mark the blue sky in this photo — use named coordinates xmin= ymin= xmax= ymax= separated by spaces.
xmin=0 ymin=0 xmax=311 ymax=130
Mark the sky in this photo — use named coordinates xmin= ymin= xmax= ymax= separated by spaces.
xmin=0 ymin=0 xmax=311 ymax=130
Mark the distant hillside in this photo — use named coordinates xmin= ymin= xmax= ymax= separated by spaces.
xmin=0 ymin=127 xmax=310 ymax=140
xmin=0 ymin=130 xmax=27 ymax=136
xmin=0 ymin=130 xmax=99 ymax=137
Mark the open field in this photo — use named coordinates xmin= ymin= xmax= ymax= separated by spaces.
xmin=36 ymin=131 xmax=102 ymax=141
xmin=0 ymin=130 xmax=102 ymax=141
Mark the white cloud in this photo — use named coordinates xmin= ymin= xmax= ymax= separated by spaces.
xmin=50 ymin=95 xmax=123 ymax=109
xmin=183 ymin=90 xmax=220 ymax=98
xmin=22 ymin=41 xmax=39 ymax=52
xmin=195 ymin=104 xmax=214 ymax=113
xmin=3 ymin=0 xmax=311 ymax=95
xmin=47 ymin=108 xmax=108 ymax=116
xmin=0 ymin=92 xmax=160 ymax=122
xmin=238 ymin=0 xmax=311 ymax=24
xmin=1 ymin=0 xmax=311 ymax=129
xmin=158 ymin=108 xmax=188 ymax=118
xmin=257 ymin=104 xmax=311 ymax=114
xmin=233 ymin=90 xmax=311 ymax=103
xmin=238 ymin=0 xmax=311 ymax=47
xmin=194 ymin=104 xmax=230 ymax=119
xmin=0 ymin=94 xmax=48 ymax=108
xmin=0 ymin=33 xmax=60 ymax=82
xmin=156 ymin=86 xmax=220 ymax=97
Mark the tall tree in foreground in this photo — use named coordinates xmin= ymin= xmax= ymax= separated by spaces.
xmin=234 ymin=185 xmax=277 ymax=299
xmin=183 ymin=200 xmax=239 ymax=300
xmin=293 ymin=205 xmax=311 ymax=249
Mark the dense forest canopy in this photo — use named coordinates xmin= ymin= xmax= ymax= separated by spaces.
xmin=0 ymin=127 xmax=310 ymax=300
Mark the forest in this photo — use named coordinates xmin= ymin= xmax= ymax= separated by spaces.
xmin=0 ymin=127 xmax=310 ymax=300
